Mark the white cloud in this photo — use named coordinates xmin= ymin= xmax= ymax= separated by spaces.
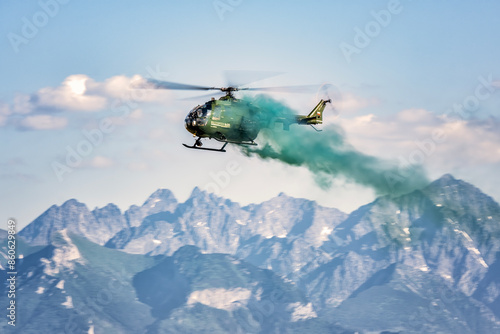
xmin=3 ymin=74 xmax=174 ymax=130
xmin=338 ymin=109 xmax=500 ymax=171
xmin=36 ymin=74 xmax=108 ymax=111
xmin=19 ymin=115 xmax=68 ymax=130
xmin=12 ymin=94 xmax=34 ymax=114
xmin=86 ymin=74 xmax=174 ymax=103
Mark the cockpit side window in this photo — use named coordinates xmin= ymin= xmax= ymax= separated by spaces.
xmin=197 ymin=107 xmax=211 ymax=117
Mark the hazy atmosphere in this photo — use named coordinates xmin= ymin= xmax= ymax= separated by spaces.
xmin=2 ymin=1 xmax=500 ymax=229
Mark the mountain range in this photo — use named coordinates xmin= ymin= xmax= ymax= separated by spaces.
xmin=1 ymin=174 xmax=500 ymax=333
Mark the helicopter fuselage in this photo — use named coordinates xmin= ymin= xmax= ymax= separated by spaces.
xmin=183 ymin=94 xmax=330 ymax=151
xmin=184 ymin=96 xmax=262 ymax=144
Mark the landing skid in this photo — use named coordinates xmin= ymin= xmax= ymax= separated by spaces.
xmin=182 ymin=142 xmax=228 ymax=152
xmin=183 ymin=137 xmax=258 ymax=152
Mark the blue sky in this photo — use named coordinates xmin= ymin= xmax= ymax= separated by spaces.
xmin=1 ymin=0 xmax=500 ymax=229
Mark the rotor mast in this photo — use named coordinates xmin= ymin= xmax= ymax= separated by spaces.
xmin=220 ymin=87 xmax=239 ymax=99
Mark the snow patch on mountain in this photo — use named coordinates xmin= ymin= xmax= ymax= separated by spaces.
xmin=41 ymin=229 xmax=84 ymax=276
xmin=62 ymin=295 xmax=73 ymax=309
xmin=187 ymin=287 xmax=252 ymax=311
xmin=287 ymin=302 xmax=317 ymax=322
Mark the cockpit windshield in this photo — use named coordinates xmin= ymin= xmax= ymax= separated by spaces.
xmin=195 ymin=104 xmax=211 ymax=118
xmin=186 ymin=103 xmax=211 ymax=127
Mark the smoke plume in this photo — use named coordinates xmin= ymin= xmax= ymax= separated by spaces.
xmin=240 ymin=95 xmax=429 ymax=196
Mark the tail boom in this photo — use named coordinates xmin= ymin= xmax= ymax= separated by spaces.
xmin=296 ymin=99 xmax=331 ymax=125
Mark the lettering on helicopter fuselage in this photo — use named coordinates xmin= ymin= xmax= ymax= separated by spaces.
xmin=211 ymin=121 xmax=231 ymax=128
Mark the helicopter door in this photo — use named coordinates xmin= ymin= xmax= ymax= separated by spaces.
xmin=212 ymin=106 xmax=223 ymax=120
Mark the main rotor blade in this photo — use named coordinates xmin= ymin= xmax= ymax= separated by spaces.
xmin=241 ymin=84 xmax=321 ymax=93
xmin=141 ymin=79 xmax=220 ymax=91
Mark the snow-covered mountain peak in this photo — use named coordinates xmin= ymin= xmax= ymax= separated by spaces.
xmin=93 ymin=203 xmax=122 ymax=215
xmin=187 ymin=186 xmax=218 ymax=202
xmin=143 ymin=188 xmax=177 ymax=205
xmin=60 ymin=198 xmax=86 ymax=209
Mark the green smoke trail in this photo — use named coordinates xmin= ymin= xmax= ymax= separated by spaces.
xmin=240 ymin=94 xmax=429 ymax=196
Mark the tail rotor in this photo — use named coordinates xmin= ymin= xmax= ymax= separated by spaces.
xmin=316 ymin=83 xmax=341 ymax=120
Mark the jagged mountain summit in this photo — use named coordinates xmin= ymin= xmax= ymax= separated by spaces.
xmin=20 ymin=187 xmax=348 ymax=276
xmin=11 ymin=174 xmax=500 ymax=333
xmin=105 ymin=188 xmax=347 ymax=261
xmin=19 ymin=189 xmax=178 ymax=246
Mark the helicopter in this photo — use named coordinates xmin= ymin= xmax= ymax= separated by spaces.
xmin=140 ymin=79 xmax=332 ymax=152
